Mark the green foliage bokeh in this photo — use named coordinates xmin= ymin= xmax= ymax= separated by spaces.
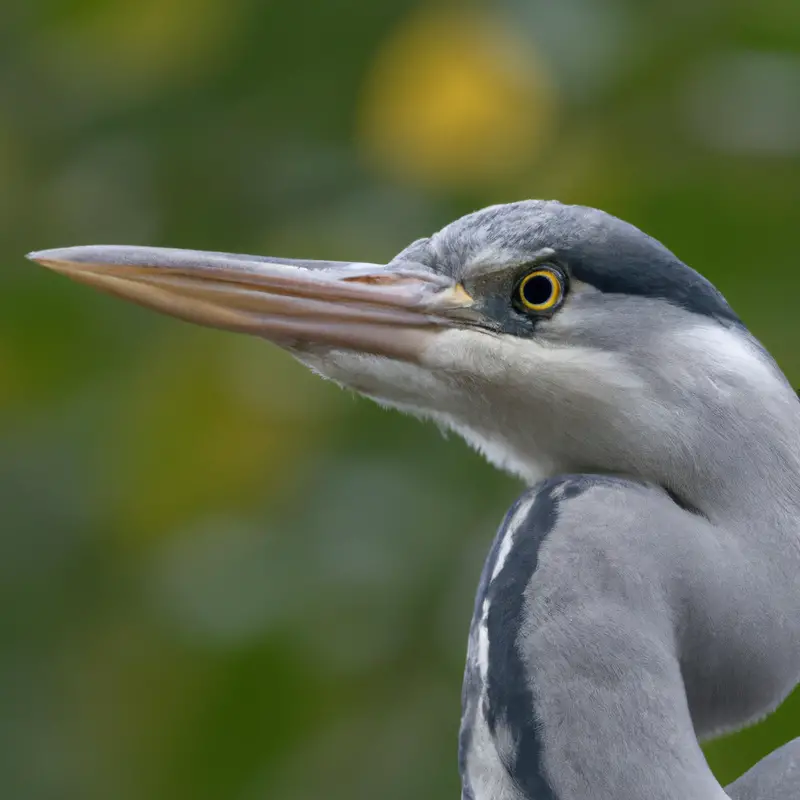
xmin=2 ymin=0 xmax=800 ymax=797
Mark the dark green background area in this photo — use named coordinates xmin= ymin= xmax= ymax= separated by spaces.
xmin=2 ymin=0 xmax=799 ymax=797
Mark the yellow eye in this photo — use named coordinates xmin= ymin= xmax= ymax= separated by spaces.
xmin=516 ymin=268 xmax=564 ymax=313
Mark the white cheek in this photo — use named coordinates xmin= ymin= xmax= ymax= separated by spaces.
xmin=421 ymin=328 xmax=638 ymax=400
xmin=419 ymin=328 xmax=648 ymax=480
xmin=420 ymin=328 xmax=515 ymax=379
xmin=290 ymin=327 xmax=645 ymax=484
xmin=292 ymin=346 xmax=456 ymax=409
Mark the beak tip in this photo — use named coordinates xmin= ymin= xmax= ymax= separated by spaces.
xmin=26 ymin=249 xmax=62 ymax=266
xmin=26 ymin=247 xmax=81 ymax=270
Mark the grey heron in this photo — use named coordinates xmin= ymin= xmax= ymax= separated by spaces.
xmin=28 ymin=200 xmax=800 ymax=799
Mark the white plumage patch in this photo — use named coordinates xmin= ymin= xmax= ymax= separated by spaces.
xmin=492 ymin=495 xmax=537 ymax=583
xmin=477 ymin=598 xmax=490 ymax=683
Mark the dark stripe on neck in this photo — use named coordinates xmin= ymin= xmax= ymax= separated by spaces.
xmin=484 ymin=475 xmax=639 ymax=798
xmin=485 ymin=482 xmax=558 ymax=799
xmin=458 ymin=495 xmax=530 ymax=799
xmin=484 ymin=476 xmax=616 ymax=798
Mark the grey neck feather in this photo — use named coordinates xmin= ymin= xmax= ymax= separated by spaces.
xmin=454 ymin=322 xmax=800 ymax=800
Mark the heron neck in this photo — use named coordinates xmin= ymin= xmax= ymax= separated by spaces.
xmin=669 ymin=411 xmax=800 ymax=558
xmin=461 ymin=472 xmax=800 ymax=800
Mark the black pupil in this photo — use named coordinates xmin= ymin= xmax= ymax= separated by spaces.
xmin=522 ymin=274 xmax=555 ymax=307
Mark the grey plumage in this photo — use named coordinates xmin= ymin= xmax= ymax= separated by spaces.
xmin=28 ymin=199 xmax=800 ymax=799
xmin=394 ymin=201 xmax=741 ymax=325
xmin=461 ymin=476 xmax=800 ymax=800
xmin=728 ymin=739 xmax=800 ymax=800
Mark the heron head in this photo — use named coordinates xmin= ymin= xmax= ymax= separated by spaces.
xmin=28 ymin=201 xmax=796 ymax=509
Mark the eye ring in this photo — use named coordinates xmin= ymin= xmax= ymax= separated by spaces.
xmin=515 ymin=267 xmax=565 ymax=314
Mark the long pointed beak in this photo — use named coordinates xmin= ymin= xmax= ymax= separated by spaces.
xmin=26 ymin=245 xmax=477 ymax=360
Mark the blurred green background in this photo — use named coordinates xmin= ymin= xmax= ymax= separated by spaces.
xmin=3 ymin=0 xmax=800 ymax=798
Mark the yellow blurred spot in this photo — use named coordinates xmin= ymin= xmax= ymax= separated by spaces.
xmin=40 ymin=0 xmax=237 ymax=93
xmin=358 ymin=9 xmax=556 ymax=188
